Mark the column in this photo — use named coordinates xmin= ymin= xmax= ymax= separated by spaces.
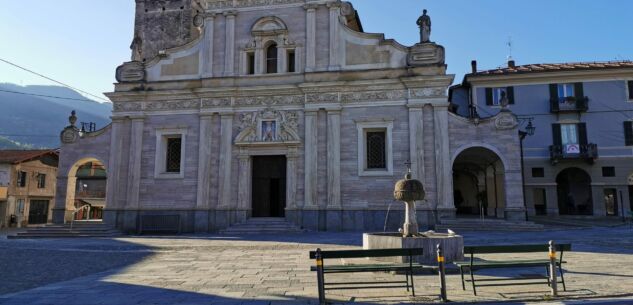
xmin=304 ymin=4 xmax=318 ymax=71
xmin=223 ymin=11 xmax=237 ymax=77
xmin=327 ymin=109 xmax=341 ymax=207
xmin=218 ymin=114 xmax=234 ymax=208
xmin=408 ymin=107 xmax=425 ymax=183
xmin=103 ymin=118 xmax=125 ymax=224
xmin=126 ymin=116 xmax=144 ymax=209
xmin=304 ymin=110 xmax=318 ymax=207
xmin=202 ymin=13 xmax=216 ymax=77
xmin=327 ymin=1 xmax=340 ymax=70
xmin=433 ymin=105 xmax=455 ymax=218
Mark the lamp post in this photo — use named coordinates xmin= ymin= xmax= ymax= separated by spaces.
xmin=519 ymin=119 xmax=536 ymax=221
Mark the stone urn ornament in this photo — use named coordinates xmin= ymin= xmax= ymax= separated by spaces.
xmin=393 ymin=161 xmax=425 ymax=237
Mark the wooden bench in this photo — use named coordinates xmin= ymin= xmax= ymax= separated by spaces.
xmin=309 ymin=248 xmax=432 ymax=304
xmin=454 ymin=243 xmax=571 ymax=295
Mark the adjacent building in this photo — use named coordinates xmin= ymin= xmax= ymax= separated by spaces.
xmin=55 ymin=0 xmax=527 ymax=233
xmin=0 ymin=150 xmax=58 ymax=228
xmin=450 ymin=60 xmax=633 ymax=218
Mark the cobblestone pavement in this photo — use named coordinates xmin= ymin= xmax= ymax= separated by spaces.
xmin=1 ymin=226 xmax=633 ymax=304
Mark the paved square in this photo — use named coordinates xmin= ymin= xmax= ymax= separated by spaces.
xmin=1 ymin=226 xmax=633 ymax=304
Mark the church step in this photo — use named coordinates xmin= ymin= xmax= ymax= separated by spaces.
xmin=220 ymin=218 xmax=304 ymax=234
xmin=8 ymin=222 xmax=121 ymax=238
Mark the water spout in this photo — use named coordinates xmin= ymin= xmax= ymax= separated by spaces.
xmin=384 ymin=201 xmax=395 ymax=232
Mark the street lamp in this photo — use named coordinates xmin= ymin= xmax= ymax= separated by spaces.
xmin=519 ymin=119 xmax=535 ymax=221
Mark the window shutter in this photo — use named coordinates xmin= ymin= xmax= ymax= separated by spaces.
xmin=485 ymin=88 xmax=493 ymax=106
xmin=549 ymin=84 xmax=559 ymax=100
xmin=578 ymin=123 xmax=588 ymax=146
xmin=552 ymin=124 xmax=562 ymax=146
xmin=625 ymin=121 xmax=633 ymax=146
xmin=574 ymin=82 xmax=584 ymax=99
xmin=628 ymin=81 xmax=633 ymax=100
xmin=506 ymin=86 xmax=515 ymax=104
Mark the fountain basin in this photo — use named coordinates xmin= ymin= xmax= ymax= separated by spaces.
xmin=363 ymin=232 xmax=464 ymax=265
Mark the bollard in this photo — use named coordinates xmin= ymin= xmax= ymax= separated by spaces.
xmin=315 ymin=248 xmax=326 ymax=305
xmin=548 ymin=240 xmax=558 ymax=297
xmin=437 ymin=244 xmax=448 ymax=302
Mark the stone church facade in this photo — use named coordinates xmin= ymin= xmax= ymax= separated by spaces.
xmin=54 ymin=0 xmax=525 ymax=233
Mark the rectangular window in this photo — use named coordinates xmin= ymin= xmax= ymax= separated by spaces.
xmin=557 ymin=83 xmax=575 ymax=102
xmin=17 ymin=171 xmax=26 ymax=188
xmin=16 ymin=199 xmax=24 ymax=215
xmin=247 ymin=52 xmax=255 ymax=75
xmin=604 ymin=188 xmax=618 ymax=216
xmin=625 ymin=121 xmax=633 ymax=146
xmin=486 ymin=87 xmax=514 ymax=106
xmin=366 ymin=131 xmax=386 ymax=169
xmin=602 ymin=167 xmax=616 ymax=177
xmin=287 ymin=50 xmax=295 ymax=73
xmin=165 ymin=137 xmax=182 ymax=173
xmin=628 ymin=80 xmax=633 ymax=100
xmin=36 ymin=174 xmax=46 ymax=188
xmin=531 ymin=168 xmax=545 ymax=178
xmin=560 ymin=124 xmax=578 ymax=145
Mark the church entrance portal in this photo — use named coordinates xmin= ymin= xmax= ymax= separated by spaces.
xmin=252 ymin=156 xmax=287 ymax=218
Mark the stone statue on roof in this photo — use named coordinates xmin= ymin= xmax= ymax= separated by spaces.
xmin=417 ymin=9 xmax=431 ymax=43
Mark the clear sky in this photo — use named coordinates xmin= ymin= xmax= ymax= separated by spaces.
xmin=1 ymin=0 xmax=632 ymax=102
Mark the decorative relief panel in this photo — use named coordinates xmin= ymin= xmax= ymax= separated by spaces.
xmin=341 ymin=90 xmax=406 ymax=103
xmin=202 ymin=98 xmax=231 ymax=108
xmin=207 ymin=0 xmax=303 ymax=9
xmin=494 ymin=111 xmax=519 ymax=130
xmin=235 ymin=95 xmax=303 ymax=106
xmin=235 ymin=108 xmax=300 ymax=143
xmin=145 ymin=99 xmax=200 ymax=111
xmin=306 ymin=93 xmax=338 ymax=104
xmin=113 ymin=102 xmax=143 ymax=112
xmin=410 ymin=88 xmax=446 ymax=98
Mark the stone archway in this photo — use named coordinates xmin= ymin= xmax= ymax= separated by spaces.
xmin=65 ymin=158 xmax=107 ymax=221
xmin=556 ymin=167 xmax=592 ymax=215
xmin=452 ymin=147 xmax=506 ymax=218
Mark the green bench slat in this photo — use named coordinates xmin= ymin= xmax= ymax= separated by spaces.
xmin=464 ymin=244 xmax=571 ymax=254
xmin=309 ymin=248 xmax=424 ymax=259
xmin=455 ymin=259 xmax=567 ymax=268
xmin=310 ymin=263 xmax=431 ymax=272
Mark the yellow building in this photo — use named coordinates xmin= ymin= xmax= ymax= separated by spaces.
xmin=0 ymin=150 xmax=58 ymax=228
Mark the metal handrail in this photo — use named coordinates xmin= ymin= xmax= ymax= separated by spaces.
xmin=70 ymin=204 xmax=91 ymax=231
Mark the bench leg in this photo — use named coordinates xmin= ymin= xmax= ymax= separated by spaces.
xmin=410 ymin=270 xmax=416 ymax=297
xmin=558 ymin=264 xmax=567 ymax=291
xmin=460 ymin=266 xmax=466 ymax=290
xmin=469 ymin=269 xmax=477 ymax=296
xmin=545 ymin=265 xmax=551 ymax=286
xmin=316 ymin=265 xmax=326 ymax=304
xmin=405 ymin=272 xmax=410 ymax=292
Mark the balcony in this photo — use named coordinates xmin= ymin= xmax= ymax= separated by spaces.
xmin=549 ymin=143 xmax=598 ymax=165
xmin=550 ymin=96 xmax=589 ymax=113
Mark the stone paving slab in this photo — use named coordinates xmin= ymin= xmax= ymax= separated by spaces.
xmin=1 ymin=228 xmax=633 ymax=304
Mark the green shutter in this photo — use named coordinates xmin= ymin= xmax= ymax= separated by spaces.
xmin=628 ymin=81 xmax=633 ymax=100
xmin=578 ymin=123 xmax=588 ymax=146
xmin=506 ymin=87 xmax=515 ymax=104
xmin=574 ymin=82 xmax=584 ymax=99
xmin=552 ymin=124 xmax=562 ymax=146
xmin=625 ymin=121 xmax=633 ymax=146
xmin=485 ymin=88 xmax=493 ymax=106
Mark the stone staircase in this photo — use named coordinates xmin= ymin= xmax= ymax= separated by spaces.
xmin=7 ymin=221 xmax=122 ymax=239
xmin=220 ymin=217 xmax=305 ymax=234
xmin=435 ymin=217 xmax=546 ymax=232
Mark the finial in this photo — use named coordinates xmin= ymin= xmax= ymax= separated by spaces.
xmin=69 ymin=110 xmax=78 ymax=127
xmin=404 ymin=160 xmax=412 ymax=179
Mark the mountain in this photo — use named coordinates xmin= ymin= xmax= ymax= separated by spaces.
xmin=0 ymin=83 xmax=112 ymax=148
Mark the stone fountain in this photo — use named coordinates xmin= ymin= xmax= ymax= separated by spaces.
xmin=363 ymin=164 xmax=464 ymax=265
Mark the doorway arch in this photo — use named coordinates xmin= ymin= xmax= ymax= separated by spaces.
xmin=65 ymin=158 xmax=107 ymax=221
xmin=452 ymin=147 xmax=506 ymax=218
xmin=556 ymin=167 xmax=592 ymax=215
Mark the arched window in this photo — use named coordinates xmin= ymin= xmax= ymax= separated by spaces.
xmin=266 ymin=43 xmax=278 ymax=74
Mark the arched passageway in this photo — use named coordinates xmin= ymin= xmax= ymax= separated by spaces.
xmin=556 ymin=167 xmax=592 ymax=215
xmin=452 ymin=147 xmax=506 ymax=218
xmin=65 ymin=159 xmax=107 ymax=221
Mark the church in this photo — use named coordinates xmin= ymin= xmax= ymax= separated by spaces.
xmin=55 ymin=0 xmax=525 ymax=233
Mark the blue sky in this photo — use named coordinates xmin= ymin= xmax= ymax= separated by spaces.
xmin=1 ymin=0 xmax=632 ymax=101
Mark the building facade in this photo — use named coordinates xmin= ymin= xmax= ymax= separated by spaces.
xmin=55 ymin=0 xmax=526 ymax=233
xmin=450 ymin=60 xmax=633 ymax=218
xmin=0 ymin=150 xmax=58 ymax=228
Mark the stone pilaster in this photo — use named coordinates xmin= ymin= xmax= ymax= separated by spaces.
xmin=304 ymin=110 xmax=318 ymax=207
xmin=103 ymin=117 xmax=125 ymax=226
xmin=286 ymin=147 xmax=298 ymax=209
xmin=223 ymin=11 xmax=237 ymax=77
xmin=433 ymin=105 xmax=455 ymax=219
xmin=304 ymin=3 xmax=318 ymax=72
xmin=237 ymin=154 xmax=251 ymax=211
xmin=504 ymin=168 xmax=526 ymax=220
xmin=408 ymin=107 xmax=425 ymax=184
xmin=202 ymin=13 xmax=216 ymax=77
xmin=126 ymin=116 xmax=144 ymax=209
xmin=326 ymin=109 xmax=341 ymax=208
xmin=327 ymin=1 xmax=341 ymax=71
xmin=195 ymin=114 xmax=213 ymax=232
xmin=218 ymin=114 xmax=234 ymax=208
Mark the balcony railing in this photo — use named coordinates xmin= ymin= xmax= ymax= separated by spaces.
xmin=75 ymin=190 xmax=106 ymax=199
xmin=550 ymin=97 xmax=589 ymax=113
xmin=549 ymin=143 xmax=598 ymax=164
